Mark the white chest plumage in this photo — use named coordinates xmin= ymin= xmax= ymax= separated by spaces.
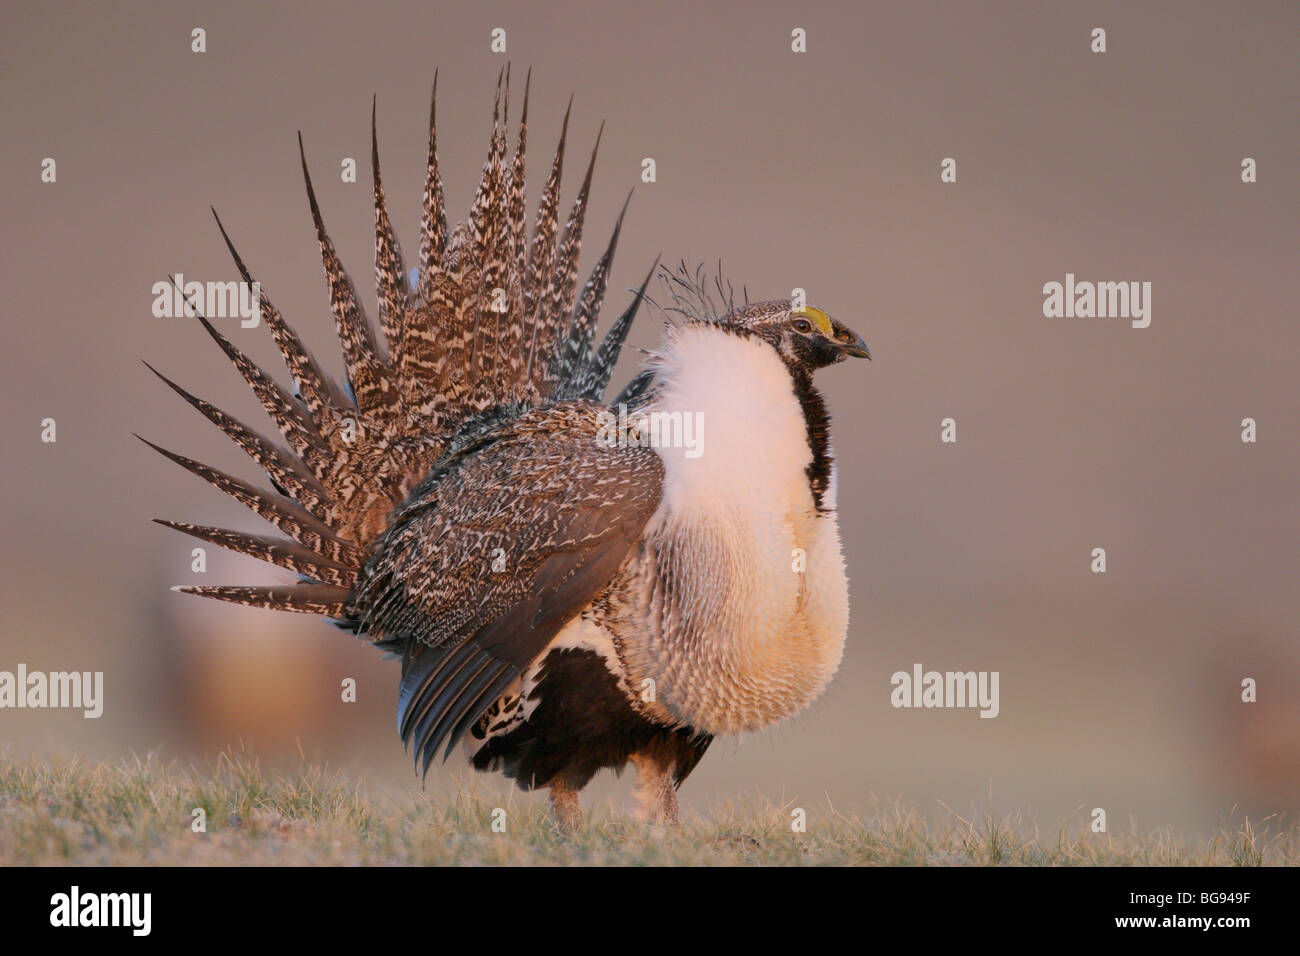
xmin=617 ymin=325 xmax=850 ymax=735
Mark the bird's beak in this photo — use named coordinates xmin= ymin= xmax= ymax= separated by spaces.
xmin=838 ymin=333 xmax=871 ymax=361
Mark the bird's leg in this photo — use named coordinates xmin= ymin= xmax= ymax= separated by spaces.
xmin=549 ymin=778 xmax=583 ymax=834
xmin=630 ymin=751 xmax=679 ymax=828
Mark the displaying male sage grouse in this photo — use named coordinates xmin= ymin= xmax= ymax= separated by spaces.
xmin=143 ymin=70 xmax=871 ymax=830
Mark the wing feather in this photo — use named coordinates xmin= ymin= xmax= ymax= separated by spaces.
xmin=353 ymin=401 xmax=663 ymax=773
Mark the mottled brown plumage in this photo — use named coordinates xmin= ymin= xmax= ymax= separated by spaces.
xmin=143 ymin=74 xmax=869 ymax=830
xmin=146 ymin=76 xmax=643 ymax=621
xmin=355 ymin=402 xmax=664 ymax=769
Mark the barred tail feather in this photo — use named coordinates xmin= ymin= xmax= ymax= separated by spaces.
xmin=154 ymin=520 xmax=353 ymax=587
xmin=565 ymin=255 xmax=659 ymax=402
xmin=552 ymin=189 xmax=629 ymax=394
xmin=211 ymin=208 xmax=352 ymax=418
xmin=172 ymin=584 xmax=350 ymax=615
xmin=149 ymin=73 xmax=651 ymax=617
xmin=187 ymin=310 xmax=329 ymax=471
xmin=138 ymin=435 xmax=361 ymax=567
xmin=524 ymin=98 xmax=570 ymax=376
xmin=417 ymin=71 xmax=448 ymax=300
xmin=298 ymin=132 xmax=393 ymax=417
xmin=372 ymin=96 xmax=411 ymax=363
xmin=536 ymin=123 xmax=602 ymax=395
xmin=142 ymin=362 xmax=329 ymax=512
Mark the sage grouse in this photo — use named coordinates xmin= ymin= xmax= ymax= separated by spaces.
xmin=143 ymin=72 xmax=871 ymax=830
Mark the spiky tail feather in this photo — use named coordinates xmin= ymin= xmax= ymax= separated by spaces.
xmin=144 ymin=73 xmax=650 ymax=617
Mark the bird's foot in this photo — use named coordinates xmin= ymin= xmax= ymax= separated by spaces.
xmin=630 ymin=752 xmax=680 ymax=829
xmin=549 ymin=780 xmax=583 ymax=835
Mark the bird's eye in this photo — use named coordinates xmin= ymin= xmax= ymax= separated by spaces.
xmin=792 ymin=318 xmax=813 ymax=333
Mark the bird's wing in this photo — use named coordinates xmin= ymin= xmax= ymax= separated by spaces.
xmin=350 ymin=401 xmax=663 ymax=773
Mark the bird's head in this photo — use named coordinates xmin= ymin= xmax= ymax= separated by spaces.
xmin=708 ymin=299 xmax=871 ymax=375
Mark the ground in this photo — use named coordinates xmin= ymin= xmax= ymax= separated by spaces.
xmin=0 ymin=754 xmax=1291 ymax=866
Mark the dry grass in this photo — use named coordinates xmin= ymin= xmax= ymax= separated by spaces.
xmin=0 ymin=753 xmax=1293 ymax=866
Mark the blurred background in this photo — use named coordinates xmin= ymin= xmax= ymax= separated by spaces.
xmin=1 ymin=1 xmax=1296 ymax=836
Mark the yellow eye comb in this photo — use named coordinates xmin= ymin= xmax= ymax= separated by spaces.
xmin=793 ymin=305 xmax=833 ymax=335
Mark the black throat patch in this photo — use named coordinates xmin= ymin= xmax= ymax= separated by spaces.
xmin=788 ymin=367 xmax=834 ymax=513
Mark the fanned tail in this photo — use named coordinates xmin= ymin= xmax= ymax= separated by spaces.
xmin=145 ymin=72 xmax=652 ymax=617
